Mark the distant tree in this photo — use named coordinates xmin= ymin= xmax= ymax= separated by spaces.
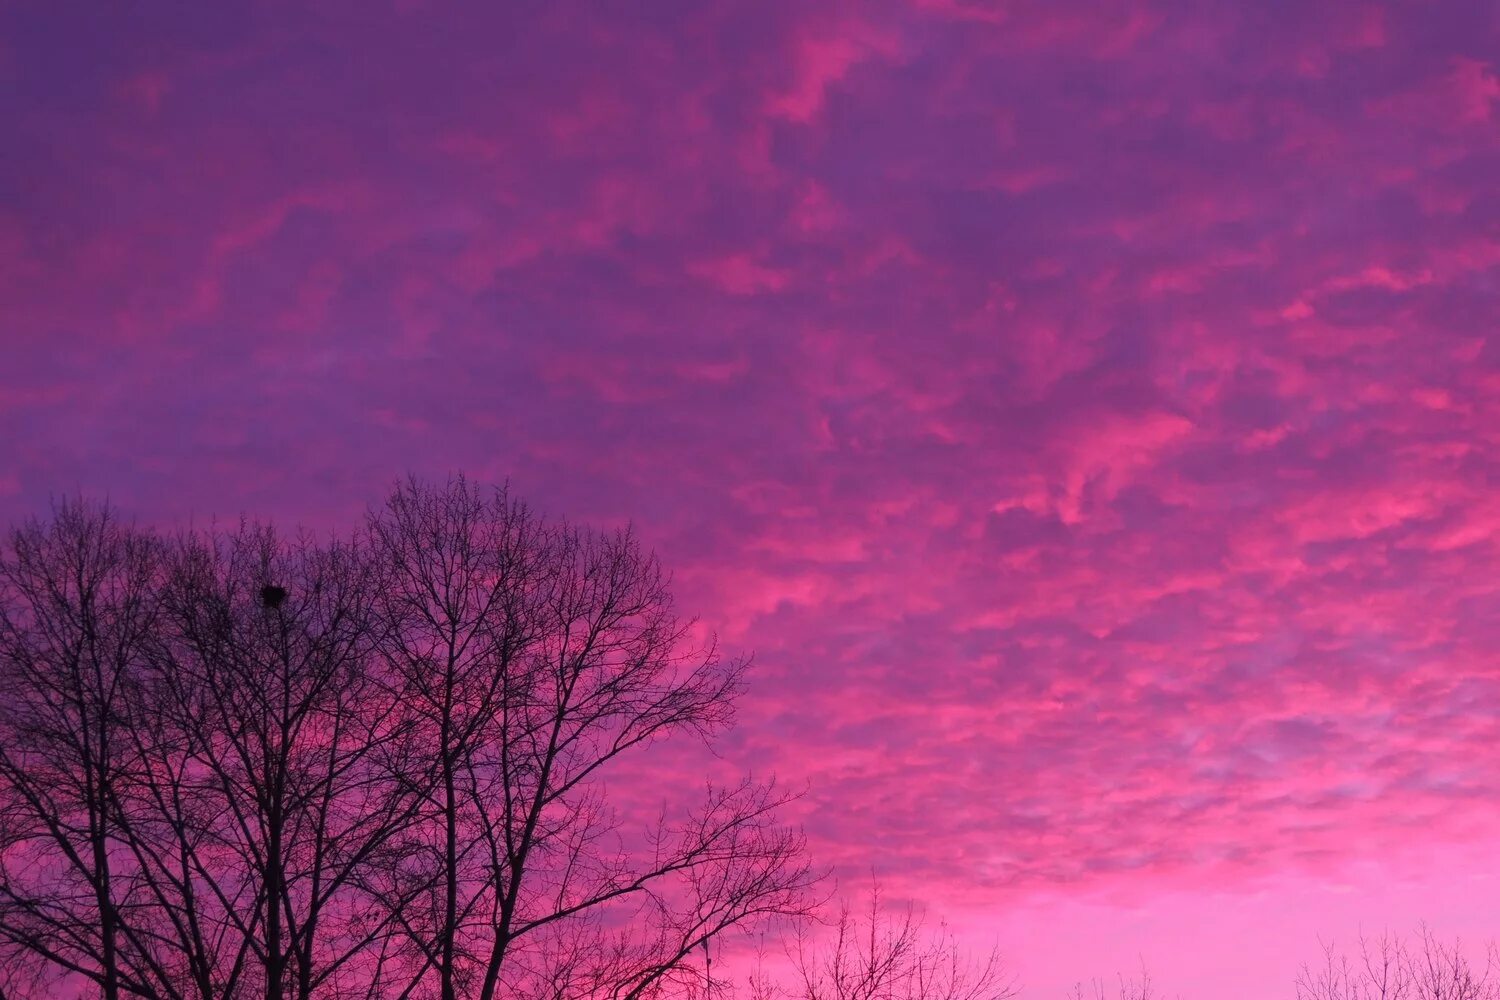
xmin=1296 ymin=926 xmax=1500 ymax=1000
xmin=747 ymin=882 xmax=1015 ymax=1000
xmin=0 ymin=480 xmax=814 ymax=999
xmin=1065 ymin=970 xmax=1163 ymax=1000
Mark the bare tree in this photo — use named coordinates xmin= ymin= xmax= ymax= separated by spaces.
xmin=0 ymin=479 xmax=814 ymax=999
xmin=1297 ymin=927 xmax=1500 ymax=1000
xmin=0 ymin=508 xmax=426 ymax=1000
xmin=1065 ymin=970 xmax=1161 ymax=1000
xmin=1298 ymin=932 xmax=1412 ymax=1000
xmin=131 ymin=523 xmax=426 ymax=1000
xmin=747 ymin=882 xmax=1014 ymax=1000
xmin=0 ymin=500 xmax=164 ymax=1000
xmin=367 ymin=476 xmax=815 ymax=1000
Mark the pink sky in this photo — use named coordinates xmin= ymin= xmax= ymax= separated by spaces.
xmin=2 ymin=2 xmax=1498 ymax=996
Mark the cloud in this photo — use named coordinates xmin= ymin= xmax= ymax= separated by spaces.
xmin=1 ymin=1 xmax=1498 ymax=994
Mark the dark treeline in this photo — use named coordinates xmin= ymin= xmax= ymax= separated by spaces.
xmin=0 ymin=478 xmax=814 ymax=1000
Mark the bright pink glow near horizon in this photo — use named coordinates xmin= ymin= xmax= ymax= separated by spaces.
xmin=2 ymin=3 xmax=1498 ymax=997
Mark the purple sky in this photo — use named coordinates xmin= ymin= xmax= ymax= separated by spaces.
xmin=3 ymin=2 xmax=1499 ymax=996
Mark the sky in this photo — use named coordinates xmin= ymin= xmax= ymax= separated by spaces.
xmin=2 ymin=2 xmax=1498 ymax=996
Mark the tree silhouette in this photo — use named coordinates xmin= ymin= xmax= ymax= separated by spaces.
xmin=365 ymin=477 xmax=813 ymax=1000
xmin=0 ymin=481 xmax=814 ymax=999
xmin=1065 ymin=970 xmax=1165 ymax=1000
xmin=747 ymin=881 xmax=1015 ymax=1000
xmin=0 ymin=502 xmax=162 ymax=1000
xmin=1296 ymin=926 xmax=1500 ymax=1000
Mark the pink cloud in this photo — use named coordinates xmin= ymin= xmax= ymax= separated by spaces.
xmin=2 ymin=2 xmax=1498 ymax=996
